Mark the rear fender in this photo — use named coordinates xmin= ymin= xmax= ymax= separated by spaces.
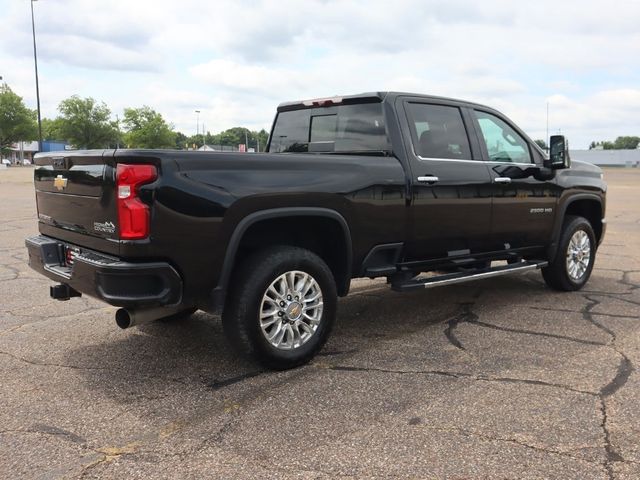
xmin=209 ymin=207 xmax=352 ymax=313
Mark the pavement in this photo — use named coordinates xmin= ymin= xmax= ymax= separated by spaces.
xmin=1 ymin=166 xmax=639 ymax=479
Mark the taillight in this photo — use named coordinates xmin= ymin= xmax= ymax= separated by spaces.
xmin=116 ymin=164 xmax=157 ymax=239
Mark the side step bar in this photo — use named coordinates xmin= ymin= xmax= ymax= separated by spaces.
xmin=391 ymin=260 xmax=548 ymax=292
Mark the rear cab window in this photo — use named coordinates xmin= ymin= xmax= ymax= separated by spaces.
xmin=405 ymin=103 xmax=472 ymax=160
xmin=268 ymin=102 xmax=391 ymax=154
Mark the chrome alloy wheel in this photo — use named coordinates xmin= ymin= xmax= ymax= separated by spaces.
xmin=259 ymin=270 xmax=324 ymax=350
xmin=566 ymin=230 xmax=592 ymax=281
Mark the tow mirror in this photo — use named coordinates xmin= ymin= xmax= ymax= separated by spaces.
xmin=545 ymin=135 xmax=571 ymax=169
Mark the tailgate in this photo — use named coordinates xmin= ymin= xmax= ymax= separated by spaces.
xmin=34 ymin=150 xmax=120 ymax=254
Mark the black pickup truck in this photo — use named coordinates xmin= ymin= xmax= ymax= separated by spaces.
xmin=26 ymin=92 xmax=606 ymax=369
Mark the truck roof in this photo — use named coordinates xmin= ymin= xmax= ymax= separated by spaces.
xmin=277 ymin=91 xmax=491 ymax=112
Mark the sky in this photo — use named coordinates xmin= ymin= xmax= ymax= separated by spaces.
xmin=1 ymin=0 xmax=639 ymax=148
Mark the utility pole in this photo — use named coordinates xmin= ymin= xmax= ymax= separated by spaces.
xmin=245 ymin=129 xmax=248 ymax=152
xmin=30 ymin=0 xmax=43 ymax=152
xmin=195 ymin=110 xmax=200 ymax=137
xmin=546 ymin=101 xmax=549 ymax=144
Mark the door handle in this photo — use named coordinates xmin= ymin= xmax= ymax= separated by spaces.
xmin=417 ymin=176 xmax=439 ymax=184
xmin=494 ymin=177 xmax=512 ymax=184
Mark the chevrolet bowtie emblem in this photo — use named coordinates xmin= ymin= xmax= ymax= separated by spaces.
xmin=54 ymin=175 xmax=68 ymax=191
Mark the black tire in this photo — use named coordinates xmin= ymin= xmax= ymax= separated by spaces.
xmin=542 ymin=215 xmax=596 ymax=291
xmin=222 ymin=246 xmax=337 ymax=370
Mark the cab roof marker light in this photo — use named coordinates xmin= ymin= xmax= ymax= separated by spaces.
xmin=302 ymin=96 xmax=344 ymax=107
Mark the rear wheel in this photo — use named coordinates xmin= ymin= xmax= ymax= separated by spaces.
xmin=222 ymin=246 xmax=337 ymax=370
xmin=542 ymin=215 xmax=596 ymax=291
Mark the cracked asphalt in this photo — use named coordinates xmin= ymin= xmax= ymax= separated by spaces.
xmin=1 ymin=167 xmax=639 ymax=479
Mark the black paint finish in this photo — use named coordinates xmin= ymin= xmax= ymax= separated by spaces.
xmin=28 ymin=92 xmax=606 ymax=311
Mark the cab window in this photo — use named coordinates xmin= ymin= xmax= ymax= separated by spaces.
xmin=406 ymin=103 xmax=472 ymax=160
xmin=269 ymin=103 xmax=390 ymax=153
xmin=269 ymin=109 xmax=310 ymax=153
xmin=474 ymin=110 xmax=532 ymax=164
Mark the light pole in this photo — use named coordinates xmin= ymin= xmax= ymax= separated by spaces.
xmin=195 ymin=110 xmax=200 ymax=137
xmin=30 ymin=0 xmax=43 ymax=152
xmin=546 ymin=101 xmax=549 ymax=145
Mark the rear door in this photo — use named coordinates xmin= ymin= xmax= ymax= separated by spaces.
xmin=399 ymin=99 xmax=494 ymax=261
xmin=469 ymin=109 xmax=558 ymax=250
xmin=34 ymin=150 xmax=120 ymax=254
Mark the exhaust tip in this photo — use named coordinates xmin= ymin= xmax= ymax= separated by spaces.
xmin=115 ymin=308 xmax=132 ymax=329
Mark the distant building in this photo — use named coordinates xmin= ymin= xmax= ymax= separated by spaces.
xmin=197 ymin=144 xmax=239 ymax=152
xmin=198 ymin=145 xmax=217 ymax=151
xmin=570 ymin=149 xmax=640 ymax=168
xmin=6 ymin=140 xmax=69 ymax=164
xmin=41 ymin=140 xmax=68 ymax=152
xmin=7 ymin=141 xmax=38 ymax=164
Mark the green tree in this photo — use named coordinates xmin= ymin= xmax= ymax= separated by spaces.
xmin=0 ymin=83 xmax=38 ymax=153
xmin=255 ymin=129 xmax=269 ymax=152
xmin=534 ymin=139 xmax=547 ymax=150
xmin=184 ymin=126 xmax=269 ymax=151
xmin=174 ymin=131 xmax=188 ymax=150
xmin=589 ymin=137 xmax=639 ymax=150
xmin=185 ymin=133 xmax=205 ymax=149
xmin=205 ymin=127 xmax=269 ymax=151
xmin=57 ymin=96 xmax=119 ymax=149
xmin=122 ymin=106 xmax=176 ymax=149
xmin=613 ymin=136 xmax=640 ymax=150
xmin=41 ymin=117 xmax=65 ymax=140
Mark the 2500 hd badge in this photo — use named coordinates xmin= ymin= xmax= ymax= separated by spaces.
xmin=530 ymin=208 xmax=553 ymax=214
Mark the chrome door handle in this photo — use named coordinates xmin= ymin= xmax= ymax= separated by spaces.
xmin=494 ymin=177 xmax=512 ymax=184
xmin=417 ymin=176 xmax=439 ymax=183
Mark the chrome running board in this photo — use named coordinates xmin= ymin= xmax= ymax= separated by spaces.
xmin=391 ymin=260 xmax=548 ymax=292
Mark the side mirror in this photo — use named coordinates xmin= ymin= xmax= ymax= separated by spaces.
xmin=545 ymin=135 xmax=571 ymax=169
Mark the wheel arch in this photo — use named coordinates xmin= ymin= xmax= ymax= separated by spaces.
xmin=547 ymin=194 xmax=603 ymax=262
xmin=210 ymin=208 xmax=353 ymax=313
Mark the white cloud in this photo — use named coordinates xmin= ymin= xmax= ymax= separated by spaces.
xmin=1 ymin=0 xmax=638 ymax=147
xmin=190 ymin=60 xmax=306 ymax=94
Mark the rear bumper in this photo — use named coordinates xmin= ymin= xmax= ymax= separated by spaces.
xmin=25 ymin=235 xmax=182 ymax=308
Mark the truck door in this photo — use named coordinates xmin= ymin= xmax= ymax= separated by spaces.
xmin=399 ymin=100 xmax=494 ymax=262
xmin=469 ymin=108 xmax=558 ymax=251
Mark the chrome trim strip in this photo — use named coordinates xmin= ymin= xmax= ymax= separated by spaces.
xmin=417 ymin=155 xmax=478 ymax=164
xmin=416 ymin=155 xmax=536 ymax=167
xmin=44 ymin=264 xmax=72 ymax=280
xmin=420 ymin=262 xmax=547 ymax=289
xmin=417 ymin=176 xmax=439 ymax=183
xmin=494 ymin=177 xmax=512 ymax=184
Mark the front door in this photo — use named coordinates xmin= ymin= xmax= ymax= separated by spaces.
xmin=400 ymin=101 xmax=494 ymax=261
xmin=470 ymin=109 xmax=558 ymax=251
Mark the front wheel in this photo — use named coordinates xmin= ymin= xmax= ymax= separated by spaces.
xmin=222 ymin=246 xmax=337 ymax=370
xmin=542 ymin=215 xmax=596 ymax=291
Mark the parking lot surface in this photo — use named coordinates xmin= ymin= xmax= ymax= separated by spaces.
xmin=1 ymin=167 xmax=639 ymax=479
